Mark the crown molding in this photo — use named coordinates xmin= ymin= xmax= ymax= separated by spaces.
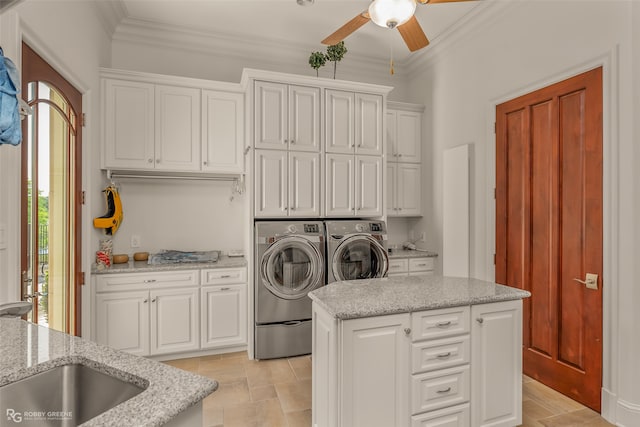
xmin=405 ymin=0 xmax=516 ymax=78
xmin=93 ymin=0 xmax=127 ymax=39
xmin=111 ymin=15 xmax=413 ymax=82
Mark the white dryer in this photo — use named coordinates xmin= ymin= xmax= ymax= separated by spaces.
xmin=325 ymin=220 xmax=389 ymax=283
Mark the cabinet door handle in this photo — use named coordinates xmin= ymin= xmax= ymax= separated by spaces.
xmin=244 ymin=146 xmax=251 ymax=155
xmin=143 ymin=299 xmax=148 ymax=303
xmin=147 ymin=158 xmax=153 ymax=163
xmin=203 ymin=161 xmax=208 ymax=166
xmin=151 ymin=298 xmax=156 ymax=303
xmin=476 ymin=318 xmax=484 ymax=324
xmin=436 ymin=352 xmax=452 ymax=359
xmin=436 ymin=321 xmax=452 ymax=328
xmin=404 ymin=328 xmax=411 ymax=335
xmin=436 ymin=387 xmax=452 ymax=394
xmin=156 ymin=159 xmax=160 ymax=163
xmin=290 ymin=139 xmax=295 ymax=144
xmin=144 ymin=279 xmax=157 ymax=283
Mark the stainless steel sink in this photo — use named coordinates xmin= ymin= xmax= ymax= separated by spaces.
xmin=0 ymin=363 xmax=146 ymax=426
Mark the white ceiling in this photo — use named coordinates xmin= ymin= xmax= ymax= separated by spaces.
xmin=116 ymin=0 xmax=483 ymax=66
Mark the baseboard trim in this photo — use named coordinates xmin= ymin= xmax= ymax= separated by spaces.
xmin=616 ymin=398 xmax=640 ymax=427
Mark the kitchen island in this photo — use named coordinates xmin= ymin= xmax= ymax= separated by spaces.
xmin=0 ymin=318 xmax=217 ymax=426
xmin=309 ymin=275 xmax=530 ymax=427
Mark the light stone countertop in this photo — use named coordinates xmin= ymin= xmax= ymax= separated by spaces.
xmin=92 ymin=254 xmax=247 ymax=274
xmin=387 ymin=248 xmax=438 ymax=259
xmin=309 ymin=275 xmax=531 ymax=320
xmin=0 ymin=318 xmax=217 ymax=426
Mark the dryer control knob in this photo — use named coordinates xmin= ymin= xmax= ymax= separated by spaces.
xmin=287 ymin=224 xmax=298 ymax=233
xmin=355 ymin=223 xmax=365 ymax=232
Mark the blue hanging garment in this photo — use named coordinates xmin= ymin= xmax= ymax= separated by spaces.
xmin=0 ymin=47 xmax=22 ymax=146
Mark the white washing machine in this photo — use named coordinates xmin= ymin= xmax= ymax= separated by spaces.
xmin=325 ymin=220 xmax=389 ymax=283
xmin=254 ymin=221 xmax=325 ymax=359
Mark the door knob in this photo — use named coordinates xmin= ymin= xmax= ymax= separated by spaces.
xmin=573 ymin=273 xmax=598 ymax=290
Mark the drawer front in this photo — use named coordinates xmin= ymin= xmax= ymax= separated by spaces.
xmin=412 ymin=365 xmax=470 ymax=414
xmin=388 ymin=258 xmax=409 ymax=274
xmin=201 ymin=268 xmax=247 ymax=285
xmin=411 ymin=403 xmax=470 ymax=427
xmin=409 ymin=257 xmax=435 ymax=272
xmin=96 ymin=270 xmax=199 ymax=292
xmin=412 ymin=306 xmax=470 ymax=341
xmin=409 ymin=271 xmax=434 ymax=277
xmin=412 ymin=335 xmax=470 ymax=374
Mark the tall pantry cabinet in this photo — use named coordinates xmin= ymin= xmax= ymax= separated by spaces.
xmin=243 ymin=69 xmax=392 ymax=219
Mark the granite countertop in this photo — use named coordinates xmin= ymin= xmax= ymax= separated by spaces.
xmin=0 ymin=318 xmax=217 ymax=426
xmin=309 ymin=275 xmax=531 ymax=320
xmin=387 ymin=248 xmax=438 ymax=259
xmin=93 ymin=254 xmax=247 ymax=274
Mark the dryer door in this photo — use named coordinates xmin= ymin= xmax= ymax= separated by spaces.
xmin=261 ymin=236 xmax=324 ymax=300
xmin=332 ymin=234 xmax=389 ymax=281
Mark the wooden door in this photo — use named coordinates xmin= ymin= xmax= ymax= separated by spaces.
xmin=495 ymin=67 xmax=603 ymax=411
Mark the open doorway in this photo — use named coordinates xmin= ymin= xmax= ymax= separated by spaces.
xmin=20 ymin=42 xmax=83 ymax=335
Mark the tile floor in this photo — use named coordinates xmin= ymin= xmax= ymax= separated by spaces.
xmin=164 ymin=352 xmax=614 ymax=427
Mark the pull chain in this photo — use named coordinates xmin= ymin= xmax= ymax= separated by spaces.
xmin=389 ymin=32 xmax=395 ymax=75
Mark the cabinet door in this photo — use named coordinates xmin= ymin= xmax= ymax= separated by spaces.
xmin=201 ymin=284 xmax=247 ymax=349
xmin=387 ymin=162 xmax=398 ymax=215
xmin=396 ymin=110 xmax=422 ymax=163
xmin=471 ymin=300 xmax=522 ymax=427
xmin=355 ymin=93 xmax=383 ymax=155
xmin=341 ymin=314 xmax=410 ymax=427
xmin=325 ymin=89 xmax=354 ymax=154
xmin=397 ymin=163 xmax=421 ymax=216
xmin=155 ymin=85 xmax=201 ymax=171
xmin=255 ymin=150 xmax=288 ymax=217
xmin=325 ymin=153 xmax=354 ymax=217
xmin=356 ymin=155 xmax=382 ymax=217
xmin=289 ymin=85 xmax=321 ymax=152
xmin=96 ymin=291 xmax=150 ymax=356
xmin=254 ymin=81 xmax=287 ymax=150
xmin=289 ymin=151 xmax=321 ymax=217
xmin=386 ymin=110 xmax=398 ymax=158
xmin=202 ymin=90 xmax=244 ymax=173
xmin=150 ymin=287 xmax=199 ymax=355
xmin=103 ymin=79 xmax=155 ymax=169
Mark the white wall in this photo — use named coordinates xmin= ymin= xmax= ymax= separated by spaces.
xmin=106 ymin=179 xmax=245 ymax=255
xmin=408 ymin=0 xmax=637 ymax=423
xmin=0 ymin=0 xmax=112 ymax=336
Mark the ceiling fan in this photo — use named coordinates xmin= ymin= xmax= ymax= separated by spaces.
xmin=322 ymin=0 xmax=477 ymax=53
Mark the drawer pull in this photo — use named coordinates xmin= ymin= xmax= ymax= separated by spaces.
xmin=476 ymin=318 xmax=484 ymax=324
xmin=220 ymin=287 xmax=230 ymax=291
xmin=436 ymin=321 xmax=452 ymax=328
xmin=404 ymin=328 xmax=412 ymax=336
xmin=436 ymin=352 xmax=452 ymax=359
xmin=144 ymin=279 xmax=157 ymax=283
xmin=220 ymin=275 xmax=232 ymax=278
xmin=436 ymin=387 xmax=452 ymax=394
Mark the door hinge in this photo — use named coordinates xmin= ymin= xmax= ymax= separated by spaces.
xmin=81 ymin=191 xmax=86 ymax=205
xmin=494 ymin=122 xmax=496 ymax=134
xmin=82 ymin=113 xmax=86 ymax=127
xmin=493 ymin=188 xmax=496 ymax=199
xmin=493 ymin=254 xmax=496 ymax=265
xmin=79 ymin=272 xmax=85 ymax=286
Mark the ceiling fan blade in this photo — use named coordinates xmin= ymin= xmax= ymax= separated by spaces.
xmin=397 ymin=16 xmax=430 ymax=52
xmin=418 ymin=0 xmax=476 ymax=3
xmin=322 ymin=12 xmax=370 ymax=45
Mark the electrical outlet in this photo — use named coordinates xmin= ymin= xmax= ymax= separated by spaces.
xmin=420 ymin=232 xmax=426 ymax=242
xmin=131 ymin=234 xmax=141 ymax=248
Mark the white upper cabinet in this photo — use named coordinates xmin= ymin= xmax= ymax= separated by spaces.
xmin=356 ymin=155 xmax=383 ymax=217
xmin=387 ymin=109 xmax=422 ymax=163
xmin=255 ymin=149 xmax=288 ymax=217
xmin=201 ymin=90 xmax=244 ymax=173
xmin=102 ymin=70 xmax=245 ymax=175
xmin=325 ymin=153 xmax=381 ymax=218
xmin=388 ymin=163 xmax=421 ymax=217
xmin=254 ymin=81 xmax=320 ymax=152
xmin=155 ymin=85 xmax=201 ymax=171
xmin=289 ymin=151 xmax=321 ymax=217
xmin=104 ymin=79 xmax=155 ymax=170
xmin=326 ymin=89 xmax=383 ymax=155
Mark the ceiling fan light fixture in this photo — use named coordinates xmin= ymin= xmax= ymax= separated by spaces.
xmin=368 ymin=0 xmax=416 ymax=29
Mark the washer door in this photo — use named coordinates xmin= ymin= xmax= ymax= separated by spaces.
xmin=260 ymin=236 xmax=324 ymax=300
xmin=332 ymin=234 xmax=389 ymax=281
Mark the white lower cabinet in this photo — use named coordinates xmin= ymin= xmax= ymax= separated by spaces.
xmin=201 ymin=284 xmax=247 ymax=349
xmin=312 ymin=300 xmax=522 ymax=427
xmin=388 ymin=256 xmax=435 ymax=277
xmin=471 ymin=300 xmax=522 ymax=427
xmin=95 ymin=267 xmax=247 ymax=357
